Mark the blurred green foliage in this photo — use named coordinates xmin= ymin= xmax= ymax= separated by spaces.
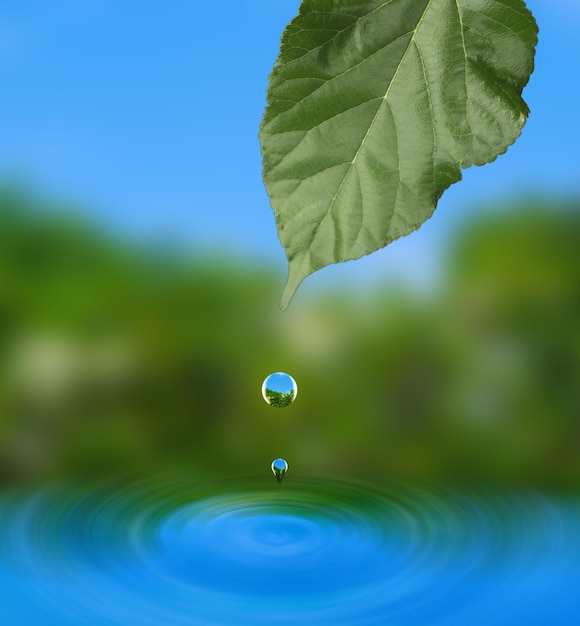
xmin=263 ymin=390 xmax=295 ymax=408
xmin=0 ymin=191 xmax=579 ymax=488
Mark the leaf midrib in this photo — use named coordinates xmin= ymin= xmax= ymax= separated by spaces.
xmin=308 ymin=0 xmax=436 ymax=256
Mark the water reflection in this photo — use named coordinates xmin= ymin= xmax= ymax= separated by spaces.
xmin=271 ymin=458 xmax=288 ymax=483
xmin=0 ymin=475 xmax=579 ymax=624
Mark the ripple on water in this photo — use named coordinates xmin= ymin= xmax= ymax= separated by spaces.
xmin=0 ymin=476 xmax=579 ymax=625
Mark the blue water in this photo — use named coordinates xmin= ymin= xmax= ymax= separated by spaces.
xmin=0 ymin=475 xmax=579 ymax=625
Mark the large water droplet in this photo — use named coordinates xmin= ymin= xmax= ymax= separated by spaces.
xmin=262 ymin=372 xmax=297 ymax=408
xmin=271 ymin=458 xmax=288 ymax=483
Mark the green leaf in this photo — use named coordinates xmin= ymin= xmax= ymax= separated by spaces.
xmin=260 ymin=0 xmax=538 ymax=309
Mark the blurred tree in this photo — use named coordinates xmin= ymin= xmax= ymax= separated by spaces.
xmin=0 ymin=192 xmax=578 ymax=488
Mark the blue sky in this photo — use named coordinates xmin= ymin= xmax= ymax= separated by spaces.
xmin=0 ymin=1 xmax=578 ymax=295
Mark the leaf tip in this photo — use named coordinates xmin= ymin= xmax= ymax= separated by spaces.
xmin=279 ymin=256 xmax=310 ymax=311
xmin=280 ymin=277 xmax=298 ymax=311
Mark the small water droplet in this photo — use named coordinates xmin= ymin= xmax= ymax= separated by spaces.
xmin=271 ymin=458 xmax=288 ymax=483
xmin=262 ymin=372 xmax=297 ymax=408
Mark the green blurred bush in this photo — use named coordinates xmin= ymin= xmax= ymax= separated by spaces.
xmin=0 ymin=191 xmax=579 ymax=488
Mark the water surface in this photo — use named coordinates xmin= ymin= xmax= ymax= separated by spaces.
xmin=0 ymin=475 xmax=579 ymax=624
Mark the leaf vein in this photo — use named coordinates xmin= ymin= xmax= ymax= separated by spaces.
xmin=455 ymin=0 xmax=474 ymax=141
xmin=413 ymin=40 xmax=437 ymax=201
xmin=290 ymin=1 xmax=399 ymax=60
xmin=272 ymin=30 xmax=413 ymax=128
xmin=313 ymin=0 xmax=435 ymax=245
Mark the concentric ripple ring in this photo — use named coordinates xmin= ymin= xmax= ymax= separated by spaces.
xmin=0 ymin=475 xmax=579 ymax=625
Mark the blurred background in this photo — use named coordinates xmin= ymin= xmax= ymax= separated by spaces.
xmin=0 ymin=1 xmax=579 ymax=489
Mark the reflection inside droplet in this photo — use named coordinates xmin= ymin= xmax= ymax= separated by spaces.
xmin=271 ymin=458 xmax=288 ymax=483
xmin=262 ymin=372 xmax=297 ymax=407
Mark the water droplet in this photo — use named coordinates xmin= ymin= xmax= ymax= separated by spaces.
xmin=271 ymin=458 xmax=288 ymax=483
xmin=262 ymin=372 xmax=297 ymax=408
